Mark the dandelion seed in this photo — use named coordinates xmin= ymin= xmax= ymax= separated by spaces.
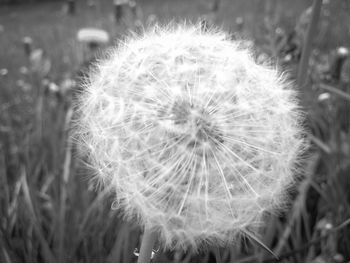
xmin=75 ymin=23 xmax=306 ymax=252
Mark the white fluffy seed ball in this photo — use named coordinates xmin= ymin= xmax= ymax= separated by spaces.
xmin=76 ymin=24 xmax=305 ymax=251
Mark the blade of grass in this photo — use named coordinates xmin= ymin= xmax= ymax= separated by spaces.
xmin=107 ymin=225 xmax=125 ymax=263
xmin=8 ymin=174 xmax=23 ymax=232
xmin=0 ymin=147 xmax=9 ymax=220
xmin=58 ymin=107 xmax=74 ymax=263
xmin=273 ymin=153 xmax=320 ymax=256
xmin=20 ymin=166 xmax=56 ymax=263
xmin=123 ymin=225 xmax=131 ymax=263
xmin=319 ymin=83 xmax=350 ymax=102
xmin=1 ymin=247 xmax=12 ymax=263
xmin=241 ymin=229 xmax=278 ymax=259
xmin=308 ymin=134 xmax=331 ymax=154
xmin=263 ymin=218 xmax=350 ymax=263
xmin=296 ymin=0 xmax=323 ymax=87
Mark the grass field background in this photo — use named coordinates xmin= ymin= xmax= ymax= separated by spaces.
xmin=1 ymin=0 xmax=350 ymax=262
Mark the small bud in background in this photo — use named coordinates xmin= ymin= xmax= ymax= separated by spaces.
xmin=283 ymin=54 xmax=293 ymax=63
xmin=275 ymin=27 xmax=286 ymax=44
xmin=256 ymin=53 xmax=269 ymax=64
xmin=134 ymin=20 xmax=143 ymax=35
xmin=60 ymin=77 xmax=76 ymax=96
xmin=129 ymin=0 xmax=137 ymax=17
xmin=29 ymin=49 xmax=51 ymax=77
xmin=0 ymin=68 xmax=8 ymax=76
xmin=330 ymin=47 xmax=349 ymax=81
xmin=42 ymin=79 xmax=63 ymax=104
xmin=41 ymin=78 xmax=50 ymax=87
xmin=146 ymin=14 xmax=157 ymax=26
xmin=333 ymin=254 xmax=344 ymax=263
xmin=199 ymin=13 xmax=215 ymax=32
xmin=77 ymin=28 xmax=109 ymax=54
xmin=87 ymin=0 xmax=96 ymax=8
xmin=113 ymin=0 xmax=128 ymax=24
xmin=235 ymin=17 xmax=244 ymax=32
xmin=200 ymin=18 xmax=209 ymax=32
xmin=19 ymin=66 xmax=29 ymax=75
xmin=211 ymin=0 xmax=220 ymax=12
xmin=67 ymin=0 xmax=76 ymax=15
xmin=22 ymin=36 xmax=33 ymax=56
xmin=114 ymin=4 xmax=122 ymax=23
xmin=318 ymin=92 xmax=331 ymax=102
xmin=16 ymin=79 xmax=32 ymax=92
xmin=48 ymin=82 xmax=60 ymax=94
xmin=77 ymin=28 xmax=110 ymax=44
xmin=0 ymin=25 xmax=4 ymax=33
xmin=230 ymin=17 xmax=244 ymax=40
xmin=77 ymin=28 xmax=110 ymax=63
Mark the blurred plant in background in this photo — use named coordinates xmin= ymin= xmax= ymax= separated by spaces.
xmin=0 ymin=0 xmax=350 ymax=262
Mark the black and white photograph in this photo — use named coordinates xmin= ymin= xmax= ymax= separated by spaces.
xmin=0 ymin=0 xmax=350 ymax=262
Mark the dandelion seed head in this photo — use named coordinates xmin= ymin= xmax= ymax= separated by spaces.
xmin=76 ymin=24 xmax=306 ymax=251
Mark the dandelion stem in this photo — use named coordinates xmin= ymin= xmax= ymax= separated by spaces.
xmin=214 ymin=247 xmax=222 ymax=263
xmin=137 ymin=227 xmax=157 ymax=263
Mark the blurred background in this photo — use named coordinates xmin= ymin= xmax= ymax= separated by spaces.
xmin=0 ymin=0 xmax=350 ymax=262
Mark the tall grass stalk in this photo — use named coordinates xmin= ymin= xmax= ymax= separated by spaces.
xmin=319 ymin=83 xmax=350 ymax=102
xmin=58 ymin=107 xmax=74 ymax=263
xmin=296 ymin=0 xmax=322 ymax=87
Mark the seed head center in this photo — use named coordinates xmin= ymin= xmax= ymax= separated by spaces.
xmin=169 ymin=101 xmax=222 ymax=148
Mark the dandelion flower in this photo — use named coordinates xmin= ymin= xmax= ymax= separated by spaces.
xmin=76 ymin=24 xmax=305 ymax=251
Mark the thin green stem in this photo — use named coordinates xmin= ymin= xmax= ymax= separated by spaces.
xmin=137 ymin=227 xmax=157 ymax=263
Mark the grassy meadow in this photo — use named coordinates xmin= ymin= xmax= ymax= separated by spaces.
xmin=0 ymin=0 xmax=350 ymax=262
